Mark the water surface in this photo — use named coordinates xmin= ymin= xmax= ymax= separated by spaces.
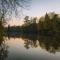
xmin=0 ymin=35 xmax=60 ymax=60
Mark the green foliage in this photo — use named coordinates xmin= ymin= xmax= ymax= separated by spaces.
xmin=38 ymin=12 xmax=60 ymax=35
xmin=5 ymin=12 xmax=60 ymax=36
xmin=20 ymin=12 xmax=60 ymax=35
xmin=21 ymin=16 xmax=38 ymax=34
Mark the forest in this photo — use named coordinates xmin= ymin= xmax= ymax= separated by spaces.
xmin=3 ymin=12 xmax=60 ymax=36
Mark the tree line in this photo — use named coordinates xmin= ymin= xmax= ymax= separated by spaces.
xmin=20 ymin=12 xmax=60 ymax=35
xmin=1 ymin=12 xmax=60 ymax=36
xmin=0 ymin=0 xmax=59 ymax=36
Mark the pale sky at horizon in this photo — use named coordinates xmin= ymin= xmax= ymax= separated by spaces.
xmin=7 ymin=0 xmax=60 ymax=26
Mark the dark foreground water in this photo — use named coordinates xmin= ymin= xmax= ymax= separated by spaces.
xmin=0 ymin=35 xmax=60 ymax=60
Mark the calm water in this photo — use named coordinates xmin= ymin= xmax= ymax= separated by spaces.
xmin=0 ymin=35 xmax=60 ymax=60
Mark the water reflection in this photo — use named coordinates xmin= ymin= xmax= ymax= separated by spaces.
xmin=7 ymin=34 xmax=60 ymax=54
xmin=1 ymin=34 xmax=60 ymax=60
xmin=19 ymin=35 xmax=60 ymax=53
xmin=38 ymin=35 xmax=60 ymax=54
xmin=0 ymin=36 xmax=8 ymax=60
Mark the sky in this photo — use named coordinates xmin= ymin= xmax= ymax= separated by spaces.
xmin=25 ymin=0 xmax=60 ymax=17
xmin=7 ymin=0 xmax=60 ymax=26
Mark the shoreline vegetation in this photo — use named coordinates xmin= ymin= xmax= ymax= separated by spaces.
xmin=0 ymin=12 xmax=60 ymax=54
xmin=4 ymin=12 xmax=60 ymax=36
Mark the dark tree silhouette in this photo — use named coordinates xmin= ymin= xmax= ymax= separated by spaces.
xmin=0 ymin=0 xmax=31 ymax=36
xmin=0 ymin=36 xmax=8 ymax=60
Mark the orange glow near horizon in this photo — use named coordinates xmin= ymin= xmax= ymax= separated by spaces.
xmin=6 ymin=16 xmax=40 ymax=27
xmin=6 ymin=18 xmax=24 ymax=26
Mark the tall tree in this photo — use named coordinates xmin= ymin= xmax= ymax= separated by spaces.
xmin=44 ymin=13 xmax=50 ymax=30
xmin=0 ymin=0 xmax=31 ymax=36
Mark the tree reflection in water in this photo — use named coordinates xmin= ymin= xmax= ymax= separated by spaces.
xmin=20 ymin=34 xmax=38 ymax=49
xmin=3 ymin=33 xmax=60 ymax=55
xmin=38 ymin=35 xmax=60 ymax=54
xmin=0 ymin=36 xmax=8 ymax=60
xmin=20 ymin=34 xmax=60 ymax=54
